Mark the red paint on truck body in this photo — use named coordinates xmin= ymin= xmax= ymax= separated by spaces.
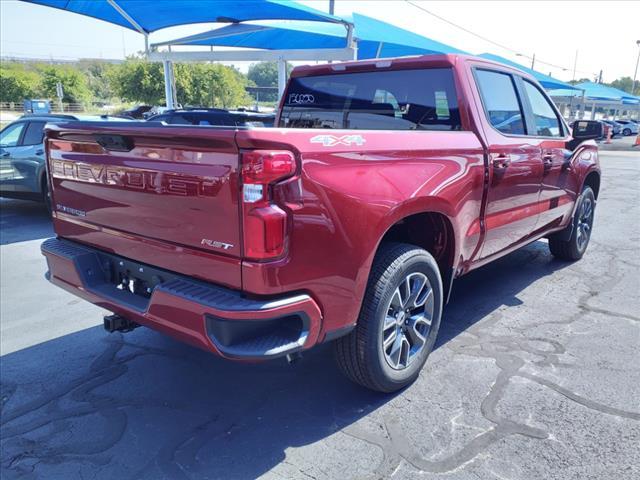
xmin=41 ymin=54 xmax=600 ymax=356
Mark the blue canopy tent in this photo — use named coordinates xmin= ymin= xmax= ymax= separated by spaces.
xmin=478 ymin=53 xmax=577 ymax=91
xmin=20 ymin=0 xmax=354 ymax=106
xmin=153 ymin=13 xmax=467 ymax=60
xmin=546 ymin=82 xmax=640 ymax=120
xmin=21 ymin=0 xmax=346 ymax=34
xmin=547 ymin=82 xmax=638 ymax=101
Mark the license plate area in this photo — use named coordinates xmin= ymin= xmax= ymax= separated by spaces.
xmin=96 ymin=252 xmax=179 ymax=300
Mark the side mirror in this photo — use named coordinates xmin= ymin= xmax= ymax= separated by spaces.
xmin=568 ymin=120 xmax=603 ymax=150
xmin=573 ymin=120 xmax=603 ymax=140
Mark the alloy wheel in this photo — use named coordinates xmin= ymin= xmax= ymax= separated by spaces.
xmin=576 ymin=195 xmax=594 ymax=252
xmin=382 ymin=272 xmax=434 ymax=370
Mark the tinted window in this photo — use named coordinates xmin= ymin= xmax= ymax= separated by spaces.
xmin=523 ymin=81 xmax=562 ymax=137
xmin=166 ymin=114 xmax=195 ymax=125
xmin=150 ymin=115 xmax=170 ymax=123
xmin=475 ymin=70 xmax=526 ymax=135
xmin=22 ymin=121 xmax=46 ymax=145
xmin=0 ymin=122 xmax=26 ymax=147
xmin=279 ymin=68 xmax=462 ymax=131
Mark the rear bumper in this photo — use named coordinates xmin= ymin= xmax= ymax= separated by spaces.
xmin=41 ymin=238 xmax=322 ymax=359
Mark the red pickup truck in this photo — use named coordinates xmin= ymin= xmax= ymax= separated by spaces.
xmin=41 ymin=54 xmax=602 ymax=392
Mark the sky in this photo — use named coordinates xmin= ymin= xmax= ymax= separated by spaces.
xmin=1 ymin=0 xmax=639 ymax=84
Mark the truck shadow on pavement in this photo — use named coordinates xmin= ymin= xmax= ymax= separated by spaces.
xmin=0 ymin=206 xmax=569 ymax=479
xmin=0 ymin=199 xmax=53 ymax=245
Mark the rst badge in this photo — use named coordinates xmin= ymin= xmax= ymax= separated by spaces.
xmin=201 ymin=239 xmax=234 ymax=250
xmin=310 ymin=134 xmax=366 ymax=147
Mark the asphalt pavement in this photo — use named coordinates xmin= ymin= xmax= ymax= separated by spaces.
xmin=1 ymin=147 xmax=639 ymax=480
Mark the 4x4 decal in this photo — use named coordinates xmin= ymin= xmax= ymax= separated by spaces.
xmin=310 ymin=134 xmax=366 ymax=147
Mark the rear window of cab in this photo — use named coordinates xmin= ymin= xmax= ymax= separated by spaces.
xmin=279 ymin=68 xmax=462 ymax=131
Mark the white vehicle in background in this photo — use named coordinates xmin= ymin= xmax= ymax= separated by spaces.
xmin=615 ymin=120 xmax=639 ymax=136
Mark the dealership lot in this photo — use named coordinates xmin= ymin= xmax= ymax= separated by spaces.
xmin=1 ymin=146 xmax=639 ymax=479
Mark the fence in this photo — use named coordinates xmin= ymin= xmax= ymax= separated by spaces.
xmin=0 ymin=101 xmax=88 ymax=113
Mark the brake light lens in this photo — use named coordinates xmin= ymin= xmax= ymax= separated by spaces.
xmin=241 ymin=150 xmax=296 ymax=260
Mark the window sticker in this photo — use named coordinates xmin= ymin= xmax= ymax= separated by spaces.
xmin=435 ymin=91 xmax=450 ymax=119
xmin=288 ymin=93 xmax=315 ymax=104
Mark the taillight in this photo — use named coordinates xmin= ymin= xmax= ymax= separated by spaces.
xmin=241 ymin=150 xmax=296 ymax=260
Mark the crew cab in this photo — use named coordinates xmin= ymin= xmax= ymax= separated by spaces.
xmin=40 ymin=55 xmax=602 ymax=392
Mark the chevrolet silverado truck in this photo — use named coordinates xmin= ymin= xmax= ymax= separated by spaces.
xmin=41 ymin=54 xmax=602 ymax=392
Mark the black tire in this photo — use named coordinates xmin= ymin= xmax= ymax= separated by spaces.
xmin=548 ymin=186 xmax=595 ymax=261
xmin=334 ymin=243 xmax=443 ymax=392
xmin=41 ymin=176 xmax=52 ymax=215
xmin=623 ymin=128 xmax=631 ymax=136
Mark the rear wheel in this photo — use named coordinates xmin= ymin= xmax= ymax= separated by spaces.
xmin=334 ymin=243 xmax=443 ymax=392
xmin=623 ymin=128 xmax=631 ymax=136
xmin=548 ymin=186 xmax=595 ymax=261
xmin=41 ymin=176 xmax=52 ymax=215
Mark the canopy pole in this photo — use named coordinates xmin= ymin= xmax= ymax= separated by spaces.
xmin=107 ymin=0 xmax=147 ymax=36
xmin=107 ymin=0 xmax=149 ymax=58
xmin=277 ymin=57 xmax=287 ymax=102
xmin=163 ymin=60 xmax=177 ymax=110
xmin=345 ymin=22 xmax=357 ymax=60
xmin=579 ymin=90 xmax=585 ymax=120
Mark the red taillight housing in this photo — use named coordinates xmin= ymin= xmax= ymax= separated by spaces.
xmin=241 ymin=150 xmax=296 ymax=260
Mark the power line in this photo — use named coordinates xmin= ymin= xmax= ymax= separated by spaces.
xmin=404 ymin=0 xmax=598 ymax=77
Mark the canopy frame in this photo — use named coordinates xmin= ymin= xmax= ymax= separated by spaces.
xmin=106 ymin=0 xmax=150 ymax=52
xmin=149 ymin=22 xmax=357 ymax=108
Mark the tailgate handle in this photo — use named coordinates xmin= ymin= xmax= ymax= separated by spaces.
xmin=95 ymin=134 xmax=134 ymax=152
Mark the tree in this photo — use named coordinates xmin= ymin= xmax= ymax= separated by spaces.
xmin=77 ymin=60 xmax=115 ymax=102
xmin=608 ymin=77 xmax=634 ymax=94
xmin=0 ymin=64 xmax=40 ymax=103
xmin=38 ymin=65 xmax=92 ymax=104
xmin=179 ymin=63 xmax=250 ymax=108
xmin=107 ymin=59 xmax=165 ymax=104
xmin=247 ymin=61 xmax=292 ymax=102
xmin=108 ymin=58 xmax=251 ymax=107
xmin=568 ymin=78 xmax=591 ymax=85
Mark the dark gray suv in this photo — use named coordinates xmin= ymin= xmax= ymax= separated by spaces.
xmin=0 ymin=114 xmax=130 ymax=211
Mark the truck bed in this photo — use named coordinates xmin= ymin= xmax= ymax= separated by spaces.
xmin=46 ymin=121 xmax=244 ymax=289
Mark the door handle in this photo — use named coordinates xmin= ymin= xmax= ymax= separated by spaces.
xmin=35 ymin=149 xmax=44 ymax=156
xmin=1 ymin=152 xmax=10 ymax=158
xmin=491 ymin=153 xmax=511 ymax=170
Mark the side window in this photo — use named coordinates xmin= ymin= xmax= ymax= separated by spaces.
xmin=523 ymin=81 xmax=563 ymax=137
xmin=22 ymin=121 xmax=47 ymax=146
xmin=166 ymin=114 xmax=194 ymax=125
xmin=0 ymin=122 xmax=26 ymax=147
xmin=475 ymin=69 xmax=526 ymax=135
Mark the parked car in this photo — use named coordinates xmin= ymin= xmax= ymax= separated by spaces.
xmin=118 ymin=105 xmax=153 ymax=119
xmin=40 ymin=54 xmax=601 ymax=392
xmin=600 ymin=119 xmax=622 ymax=137
xmin=147 ymin=108 xmax=275 ymax=127
xmin=615 ymin=120 xmax=639 ymax=136
xmin=0 ymin=114 xmax=131 ymax=210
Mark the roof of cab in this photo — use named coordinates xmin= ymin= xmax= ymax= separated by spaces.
xmin=290 ymin=53 xmax=539 ymax=84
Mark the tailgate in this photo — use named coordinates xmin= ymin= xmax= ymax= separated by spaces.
xmin=46 ymin=122 xmax=242 ymax=288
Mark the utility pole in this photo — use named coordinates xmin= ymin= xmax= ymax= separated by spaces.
xmin=329 ymin=0 xmax=334 ymax=15
xmin=632 ymin=40 xmax=640 ymax=96
xmin=572 ymin=50 xmax=578 ymax=82
xmin=531 ymin=53 xmax=536 ymax=70
xmin=597 ymin=70 xmax=603 ymax=84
